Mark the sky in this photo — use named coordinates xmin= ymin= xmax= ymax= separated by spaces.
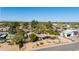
xmin=0 ymin=7 xmax=79 ymax=22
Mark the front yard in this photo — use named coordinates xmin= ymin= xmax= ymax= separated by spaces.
xmin=21 ymin=36 xmax=72 ymax=51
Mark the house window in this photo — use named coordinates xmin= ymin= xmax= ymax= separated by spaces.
xmin=67 ymin=34 xmax=71 ymax=37
xmin=74 ymin=31 xmax=78 ymax=35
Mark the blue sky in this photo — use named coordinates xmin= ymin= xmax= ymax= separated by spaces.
xmin=0 ymin=7 xmax=79 ymax=22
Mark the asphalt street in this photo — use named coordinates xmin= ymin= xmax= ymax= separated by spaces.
xmin=35 ymin=42 xmax=79 ymax=51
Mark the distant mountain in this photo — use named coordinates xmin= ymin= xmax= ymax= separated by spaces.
xmin=0 ymin=20 xmax=27 ymax=22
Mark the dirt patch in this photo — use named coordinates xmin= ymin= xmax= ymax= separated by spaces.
xmin=23 ymin=36 xmax=72 ymax=51
xmin=0 ymin=36 xmax=72 ymax=51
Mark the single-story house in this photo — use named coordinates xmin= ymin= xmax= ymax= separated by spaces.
xmin=36 ymin=34 xmax=54 ymax=40
xmin=52 ymin=26 xmax=63 ymax=32
xmin=60 ymin=28 xmax=79 ymax=38
xmin=0 ymin=32 xmax=8 ymax=43
xmin=0 ymin=27 xmax=9 ymax=31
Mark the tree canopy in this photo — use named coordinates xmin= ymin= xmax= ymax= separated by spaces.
xmin=31 ymin=20 xmax=39 ymax=29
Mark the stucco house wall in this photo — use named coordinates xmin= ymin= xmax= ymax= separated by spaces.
xmin=60 ymin=28 xmax=79 ymax=38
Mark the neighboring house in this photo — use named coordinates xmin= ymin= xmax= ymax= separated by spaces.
xmin=0 ymin=27 xmax=9 ymax=31
xmin=36 ymin=34 xmax=47 ymax=40
xmin=66 ymin=24 xmax=70 ymax=28
xmin=60 ymin=28 xmax=79 ymax=38
xmin=0 ymin=32 xmax=8 ymax=43
xmin=0 ymin=32 xmax=8 ymax=38
xmin=36 ymin=34 xmax=54 ymax=40
xmin=52 ymin=26 xmax=63 ymax=32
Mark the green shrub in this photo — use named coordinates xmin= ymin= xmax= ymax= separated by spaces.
xmin=17 ymin=29 xmax=25 ymax=35
xmin=51 ymin=36 xmax=57 ymax=39
xmin=48 ymin=29 xmax=59 ymax=35
xmin=8 ymin=26 xmax=17 ymax=34
xmin=12 ymin=29 xmax=24 ymax=44
xmin=40 ymin=42 xmax=44 ymax=45
xmin=29 ymin=33 xmax=37 ymax=42
xmin=36 ymin=43 xmax=39 ymax=46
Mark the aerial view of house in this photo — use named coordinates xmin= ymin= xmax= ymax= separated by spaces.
xmin=0 ymin=7 xmax=79 ymax=51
